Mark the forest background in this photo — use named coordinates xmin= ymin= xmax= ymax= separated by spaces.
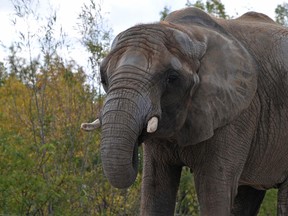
xmin=1 ymin=0 xmax=288 ymax=215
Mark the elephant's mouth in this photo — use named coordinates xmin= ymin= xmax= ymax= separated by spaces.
xmin=138 ymin=118 xmax=160 ymax=145
xmin=137 ymin=120 xmax=170 ymax=145
xmin=138 ymin=128 xmax=149 ymax=145
xmin=138 ymin=114 xmax=177 ymax=145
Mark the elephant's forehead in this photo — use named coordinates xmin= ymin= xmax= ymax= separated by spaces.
xmin=117 ymin=51 xmax=149 ymax=69
xmin=111 ymin=49 xmax=184 ymax=76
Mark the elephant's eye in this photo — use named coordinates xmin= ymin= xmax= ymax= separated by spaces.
xmin=167 ymin=74 xmax=179 ymax=84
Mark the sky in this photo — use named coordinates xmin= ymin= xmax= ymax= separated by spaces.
xmin=0 ymin=0 xmax=284 ymax=67
xmin=102 ymin=0 xmax=283 ymax=35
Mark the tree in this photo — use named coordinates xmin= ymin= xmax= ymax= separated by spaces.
xmin=186 ymin=0 xmax=204 ymax=9
xmin=275 ymin=3 xmax=288 ymax=27
xmin=77 ymin=0 xmax=112 ymax=97
xmin=159 ymin=0 xmax=228 ymax=21
xmin=175 ymin=168 xmax=199 ymax=215
xmin=186 ymin=0 xmax=228 ymax=19
xmin=160 ymin=6 xmax=171 ymax=21
xmin=0 ymin=62 xmax=7 ymax=86
xmin=0 ymin=0 xmax=141 ymax=215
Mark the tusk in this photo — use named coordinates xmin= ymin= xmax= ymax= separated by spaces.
xmin=147 ymin=117 xmax=158 ymax=133
xmin=81 ymin=119 xmax=101 ymax=131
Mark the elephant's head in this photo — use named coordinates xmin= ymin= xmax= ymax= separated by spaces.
xmin=82 ymin=12 xmax=257 ymax=189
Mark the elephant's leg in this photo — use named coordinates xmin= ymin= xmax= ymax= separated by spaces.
xmin=231 ymin=185 xmax=266 ymax=216
xmin=191 ymin=140 xmax=249 ymax=215
xmin=278 ymin=178 xmax=288 ymax=215
xmin=140 ymin=143 xmax=182 ymax=216
xmin=193 ymin=173 xmax=238 ymax=215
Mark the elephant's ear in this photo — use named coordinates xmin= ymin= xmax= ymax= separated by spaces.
xmin=180 ymin=28 xmax=258 ymax=145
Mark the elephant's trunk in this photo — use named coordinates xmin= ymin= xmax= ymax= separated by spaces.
xmin=100 ymin=89 xmax=150 ymax=188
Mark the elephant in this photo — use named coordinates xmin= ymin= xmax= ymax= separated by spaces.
xmin=81 ymin=7 xmax=288 ymax=216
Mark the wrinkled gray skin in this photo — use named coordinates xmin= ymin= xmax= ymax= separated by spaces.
xmin=96 ymin=7 xmax=288 ymax=216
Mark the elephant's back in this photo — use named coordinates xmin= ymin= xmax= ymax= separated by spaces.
xmin=235 ymin=11 xmax=275 ymax=24
xmin=218 ymin=15 xmax=288 ymax=55
xmin=164 ymin=7 xmax=213 ymax=24
xmin=219 ymin=17 xmax=288 ymax=79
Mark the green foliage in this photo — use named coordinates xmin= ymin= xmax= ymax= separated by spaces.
xmin=259 ymin=189 xmax=277 ymax=216
xmin=0 ymin=62 xmax=7 ymax=86
xmin=175 ymin=168 xmax=199 ymax=215
xmin=186 ymin=0 xmax=228 ymax=19
xmin=160 ymin=6 xmax=171 ymax=21
xmin=159 ymin=0 xmax=228 ymax=21
xmin=0 ymin=0 xmax=137 ymax=215
xmin=275 ymin=3 xmax=288 ymax=27
xmin=77 ymin=0 xmax=112 ymax=96
xmin=0 ymin=53 xmax=142 ymax=215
